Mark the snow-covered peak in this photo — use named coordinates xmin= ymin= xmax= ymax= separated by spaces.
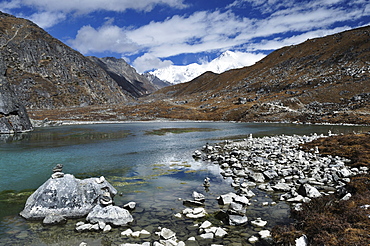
xmin=149 ymin=51 xmax=265 ymax=84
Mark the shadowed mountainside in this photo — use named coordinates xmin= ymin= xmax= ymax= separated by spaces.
xmin=0 ymin=11 xmax=134 ymax=109
xmin=88 ymin=56 xmax=169 ymax=98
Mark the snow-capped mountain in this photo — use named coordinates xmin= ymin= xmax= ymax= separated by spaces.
xmin=149 ymin=51 xmax=265 ymax=84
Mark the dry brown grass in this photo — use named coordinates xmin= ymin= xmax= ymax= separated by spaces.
xmin=273 ymin=133 xmax=370 ymax=246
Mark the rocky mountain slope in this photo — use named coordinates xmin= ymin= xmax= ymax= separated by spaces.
xmin=0 ymin=11 xmax=133 ymax=110
xmin=88 ymin=56 xmax=169 ymax=97
xmin=144 ymin=25 xmax=369 ymax=124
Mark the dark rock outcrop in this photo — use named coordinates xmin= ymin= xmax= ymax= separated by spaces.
xmin=0 ymin=56 xmax=32 ymax=133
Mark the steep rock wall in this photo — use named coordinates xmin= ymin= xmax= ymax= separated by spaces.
xmin=0 ymin=56 xmax=32 ymax=133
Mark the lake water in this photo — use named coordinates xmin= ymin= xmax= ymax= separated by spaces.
xmin=1 ymin=122 xmax=369 ymax=245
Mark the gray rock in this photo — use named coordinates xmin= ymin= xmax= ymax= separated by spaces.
xmin=214 ymin=227 xmax=228 ymax=237
xmin=51 ymin=172 xmax=64 ymax=179
xmin=160 ymin=228 xmax=176 ymax=240
xmin=217 ymin=192 xmax=236 ymax=205
xmin=233 ymin=195 xmax=249 ymax=205
xmin=271 ymin=182 xmax=292 ymax=192
xmin=42 ymin=213 xmax=66 ymax=225
xmin=76 ymin=223 xmax=92 ymax=232
xmin=298 ymin=184 xmax=322 ymax=198
xmin=52 ymin=164 xmax=63 ymax=173
xmin=91 ymin=223 xmax=100 ymax=231
xmin=103 ymin=224 xmax=112 ymax=232
xmin=249 ymin=172 xmax=265 ymax=183
xmin=20 ymin=173 xmax=117 ymax=220
xmin=229 ymin=202 xmax=247 ymax=215
xmin=263 ymin=169 xmax=279 ymax=179
xmin=0 ymin=56 xmax=33 ymax=134
xmin=123 ymin=202 xmax=136 ymax=210
xmin=295 ymin=234 xmax=308 ymax=246
xmin=183 ymin=200 xmax=204 ymax=207
xmin=192 ymin=191 xmax=205 ymax=202
xmin=228 ymin=214 xmax=248 ymax=225
xmin=86 ymin=204 xmax=133 ymax=226
xmin=199 ymin=232 xmax=214 ymax=239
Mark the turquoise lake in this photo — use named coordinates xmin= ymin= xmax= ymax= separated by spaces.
xmin=1 ymin=122 xmax=369 ymax=245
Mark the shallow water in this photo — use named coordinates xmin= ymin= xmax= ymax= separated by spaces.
xmin=0 ymin=122 xmax=369 ymax=245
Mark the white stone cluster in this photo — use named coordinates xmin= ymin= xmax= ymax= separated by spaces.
xmin=196 ymin=132 xmax=367 ymax=207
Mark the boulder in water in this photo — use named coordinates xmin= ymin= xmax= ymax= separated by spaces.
xmin=20 ymin=173 xmax=117 ymax=220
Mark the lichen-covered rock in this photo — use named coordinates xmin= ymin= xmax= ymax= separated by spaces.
xmin=19 ymin=174 xmax=117 ymax=220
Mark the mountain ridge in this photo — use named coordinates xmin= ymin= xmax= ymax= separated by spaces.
xmin=1 ymin=11 xmax=368 ymax=125
xmin=87 ymin=56 xmax=169 ymax=97
xmin=149 ymin=50 xmax=265 ymax=84
xmin=131 ymin=25 xmax=369 ymax=124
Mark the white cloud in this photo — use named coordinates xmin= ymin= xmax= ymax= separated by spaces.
xmin=0 ymin=0 xmax=22 ymax=10
xmin=28 ymin=11 xmax=66 ymax=29
xmin=133 ymin=53 xmax=173 ymax=73
xmin=4 ymin=0 xmax=368 ymax=74
xmin=1 ymin=0 xmax=187 ymax=28
xmin=68 ymin=10 xmax=250 ymax=58
xmin=15 ymin=0 xmax=187 ymax=13
xmin=68 ymin=23 xmax=139 ymax=54
xmin=246 ymin=26 xmax=352 ymax=51
xmin=66 ymin=0 xmax=369 ymax=73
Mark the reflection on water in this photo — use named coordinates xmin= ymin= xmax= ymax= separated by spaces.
xmin=0 ymin=127 xmax=131 ymax=147
xmin=0 ymin=122 xmax=369 ymax=245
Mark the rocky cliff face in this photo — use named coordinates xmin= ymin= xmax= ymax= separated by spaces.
xmin=0 ymin=56 xmax=33 ymax=133
xmin=143 ymin=72 xmax=172 ymax=89
xmin=88 ymin=56 xmax=169 ymax=97
xmin=0 ymin=12 xmax=132 ymax=110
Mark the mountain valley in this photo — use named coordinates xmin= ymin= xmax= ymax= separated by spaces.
xmin=0 ymin=11 xmax=369 ymax=128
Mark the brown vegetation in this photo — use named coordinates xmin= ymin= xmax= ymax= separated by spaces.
xmin=272 ymin=133 xmax=370 ymax=245
xmin=302 ymin=133 xmax=370 ymax=168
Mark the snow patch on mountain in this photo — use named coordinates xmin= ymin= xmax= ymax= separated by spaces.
xmin=149 ymin=51 xmax=265 ymax=84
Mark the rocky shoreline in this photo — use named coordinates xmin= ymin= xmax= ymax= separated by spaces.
xmin=190 ymin=132 xmax=369 ymax=245
xmin=16 ymin=131 xmax=369 ymax=246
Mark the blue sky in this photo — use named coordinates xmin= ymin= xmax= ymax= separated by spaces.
xmin=1 ymin=0 xmax=369 ymax=73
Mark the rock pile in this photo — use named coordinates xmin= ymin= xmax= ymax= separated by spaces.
xmin=216 ymin=192 xmax=251 ymax=225
xmin=195 ymin=132 xmax=367 ymax=207
xmin=190 ymin=132 xmax=369 ymax=245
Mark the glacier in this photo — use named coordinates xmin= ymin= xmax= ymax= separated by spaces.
xmin=149 ymin=51 xmax=265 ymax=84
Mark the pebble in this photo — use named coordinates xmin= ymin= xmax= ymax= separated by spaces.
xmin=259 ymin=230 xmax=271 ymax=239
xmin=248 ymin=236 xmax=259 ymax=243
xmin=251 ymin=218 xmax=267 ymax=227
